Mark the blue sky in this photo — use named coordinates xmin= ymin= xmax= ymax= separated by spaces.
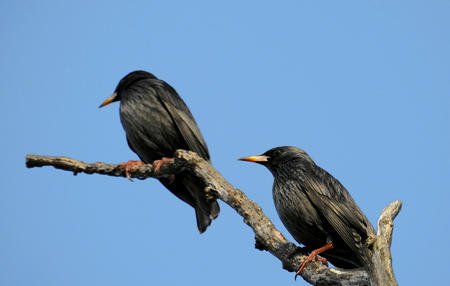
xmin=2 ymin=1 xmax=450 ymax=285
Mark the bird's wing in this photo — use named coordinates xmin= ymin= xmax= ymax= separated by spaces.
xmin=153 ymin=82 xmax=210 ymax=160
xmin=299 ymin=166 xmax=373 ymax=258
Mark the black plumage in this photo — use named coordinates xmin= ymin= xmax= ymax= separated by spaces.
xmin=240 ymin=146 xmax=374 ymax=271
xmin=100 ymin=70 xmax=219 ymax=233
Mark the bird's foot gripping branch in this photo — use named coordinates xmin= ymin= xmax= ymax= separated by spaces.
xmin=25 ymin=150 xmax=400 ymax=286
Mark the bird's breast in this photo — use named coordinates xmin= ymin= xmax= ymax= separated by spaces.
xmin=272 ymin=177 xmax=327 ymax=247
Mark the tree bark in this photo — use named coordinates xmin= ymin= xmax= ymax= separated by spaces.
xmin=25 ymin=150 xmax=400 ymax=286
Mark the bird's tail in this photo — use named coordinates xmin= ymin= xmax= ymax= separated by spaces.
xmin=182 ymin=175 xmax=220 ymax=233
xmin=160 ymin=174 xmax=220 ymax=233
xmin=195 ymin=199 xmax=220 ymax=233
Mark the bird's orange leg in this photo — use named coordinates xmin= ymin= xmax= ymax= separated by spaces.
xmin=152 ymin=157 xmax=175 ymax=173
xmin=118 ymin=160 xmax=145 ymax=180
xmin=295 ymin=243 xmax=334 ymax=280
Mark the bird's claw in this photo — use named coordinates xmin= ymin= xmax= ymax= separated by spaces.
xmin=295 ymin=254 xmax=328 ymax=280
xmin=316 ymin=256 xmax=328 ymax=266
xmin=118 ymin=160 xmax=145 ymax=181
xmin=152 ymin=157 xmax=174 ymax=173
xmin=294 ymin=244 xmax=332 ymax=280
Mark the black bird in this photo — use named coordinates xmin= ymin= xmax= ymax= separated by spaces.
xmin=239 ymin=146 xmax=374 ymax=276
xmin=99 ymin=70 xmax=219 ymax=233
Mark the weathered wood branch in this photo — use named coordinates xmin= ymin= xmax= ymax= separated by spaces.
xmin=365 ymin=200 xmax=401 ymax=286
xmin=25 ymin=150 xmax=400 ymax=286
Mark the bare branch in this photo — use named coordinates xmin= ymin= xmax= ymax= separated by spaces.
xmin=26 ymin=151 xmax=400 ymax=286
xmin=27 ymin=154 xmax=161 ymax=178
xmin=377 ymin=200 xmax=402 ymax=243
xmin=364 ymin=201 xmax=402 ymax=286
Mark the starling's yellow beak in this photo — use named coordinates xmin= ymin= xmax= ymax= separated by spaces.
xmin=238 ymin=155 xmax=269 ymax=163
xmin=99 ymin=92 xmax=118 ymax=108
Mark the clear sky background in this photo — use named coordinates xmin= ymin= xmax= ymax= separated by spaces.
xmin=2 ymin=1 xmax=450 ymax=285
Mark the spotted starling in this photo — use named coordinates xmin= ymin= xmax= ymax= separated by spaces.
xmin=100 ymin=70 xmax=219 ymax=233
xmin=239 ymin=146 xmax=374 ymax=275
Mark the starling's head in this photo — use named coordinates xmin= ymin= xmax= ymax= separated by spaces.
xmin=99 ymin=70 xmax=157 ymax=108
xmin=239 ymin=146 xmax=314 ymax=172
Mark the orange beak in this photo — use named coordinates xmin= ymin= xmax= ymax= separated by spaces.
xmin=99 ymin=92 xmax=118 ymax=108
xmin=238 ymin=155 xmax=269 ymax=163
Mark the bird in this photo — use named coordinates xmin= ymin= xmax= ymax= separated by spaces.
xmin=99 ymin=70 xmax=219 ymax=233
xmin=239 ymin=146 xmax=375 ymax=277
